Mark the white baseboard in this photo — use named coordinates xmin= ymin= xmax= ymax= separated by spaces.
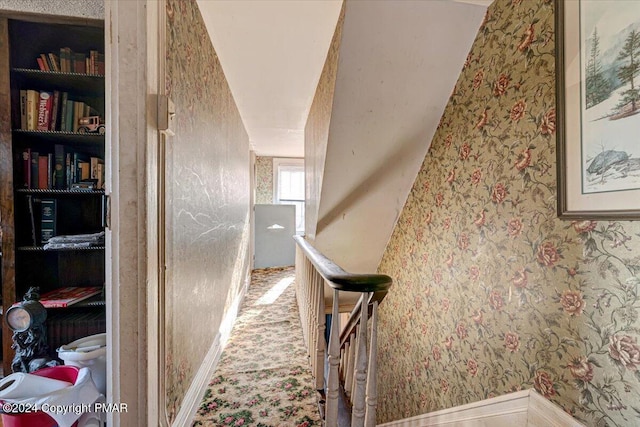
xmin=171 ymin=271 xmax=251 ymax=427
xmin=378 ymin=389 xmax=584 ymax=427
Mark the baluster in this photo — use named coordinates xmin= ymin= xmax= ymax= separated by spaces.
xmin=325 ymin=288 xmax=341 ymax=426
xmin=315 ymin=276 xmax=325 ymax=390
xmin=351 ymin=293 xmax=369 ymax=427
xmin=345 ymin=331 xmax=356 ymax=398
xmin=364 ymin=300 xmax=378 ymax=427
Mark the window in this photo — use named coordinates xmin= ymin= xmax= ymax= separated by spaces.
xmin=273 ymin=158 xmax=305 ymax=234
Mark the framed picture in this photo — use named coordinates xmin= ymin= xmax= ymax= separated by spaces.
xmin=556 ymin=0 xmax=640 ymax=219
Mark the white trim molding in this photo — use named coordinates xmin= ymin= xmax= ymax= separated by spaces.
xmin=378 ymin=389 xmax=585 ymax=427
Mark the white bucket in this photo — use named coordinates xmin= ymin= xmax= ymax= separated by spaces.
xmin=57 ymin=333 xmax=106 ymax=395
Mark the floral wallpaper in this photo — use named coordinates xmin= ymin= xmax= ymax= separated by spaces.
xmin=165 ymin=0 xmax=250 ymax=422
xmin=255 ymin=156 xmax=274 ymax=204
xmin=376 ymin=0 xmax=640 ymax=426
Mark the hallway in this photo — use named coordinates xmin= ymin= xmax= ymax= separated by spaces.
xmin=192 ymin=267 xmax=321 ymax=427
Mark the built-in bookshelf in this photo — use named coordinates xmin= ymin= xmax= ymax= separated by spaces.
xmin=0 ymin=17 xmax=106 ymax=372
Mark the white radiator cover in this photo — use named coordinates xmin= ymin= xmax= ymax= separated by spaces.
xmin=378 ymin=389 xmax=585 ymax=427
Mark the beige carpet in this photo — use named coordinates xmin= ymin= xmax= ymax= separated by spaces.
xmin=192 ymin=267 xmax=322 ymax=427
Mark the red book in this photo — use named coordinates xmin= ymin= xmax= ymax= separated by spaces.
xmin=36 ymin=91 xmax=53 ymax=131
xmin=37 ymin=286 xmax=102 ymax=308
xmin=38 ymin=155 xmax=48 ymax=189
xmin=36 ymin=57 xmax=47 ymax=71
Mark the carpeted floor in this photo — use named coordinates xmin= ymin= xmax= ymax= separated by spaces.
xmin=192 ymin=267 xmax=322 ymax=427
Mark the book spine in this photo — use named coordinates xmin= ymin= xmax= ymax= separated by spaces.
xmin=30 ymin=151 xmax=39 ymax=190
xmin=48 ymin=153 xmax=54 ymax=189
xmin=39 ymin=53 xmax=51 ymax=71
xmin=47 ymin=53 xmax=60 ymax=72
xmin=26 ymin=89 xmax=38 ymax=130
xmin=22 ymin=148 xmax=31 ymax=188
xmin=36 ymin=57 xmax=46 ymax=71
xmin=60 ymin=92 xmax=68 ymax=131
xmin=19 ymin=90 xmax=27 ymax=130
xmin=65 ymin=152 xmax=72 ymax=189
xmin=41 ymin=198 xmax=56 ymax=244
xmin=54 ymin=144 xmax=65 ymax=189
xmin=38 ymin=155 xmax=48 ymax=189
xmin=66 ymin=99 xmax=74 ymax=133
xmin=50 ymin=90 xmax=60 ymax=131
xmin=36 ymin=91 xmax=53 ymax=131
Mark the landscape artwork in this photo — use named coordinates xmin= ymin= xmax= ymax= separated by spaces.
xmin=580 ymin=1 xmax=640 ymax=194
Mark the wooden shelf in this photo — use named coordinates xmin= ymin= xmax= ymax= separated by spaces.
xmin=11 ymin=68 xmax=104 ymax=94
xmin=12 ymin=129 xmax=103 ymax=144
xmin=16 ymin=188 xmax=104 ymax=195
xmin=17 ymin=245 xmax=105 ymax=252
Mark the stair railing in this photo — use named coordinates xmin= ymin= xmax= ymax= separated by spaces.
xmin=294 ymin=235 xmax=392 ymax=427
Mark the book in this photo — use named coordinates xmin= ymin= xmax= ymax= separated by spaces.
xmin=26 ymin=89 xmax=39 ymax=130
xmin=60 ymin=92 xmax=69 ymax=131
xmin=73 ymin=52 xmax=86 ymax=74
xmin=19 ymin=90 xmax=27 ymax=130
xmin=26 ymin=195 xmax=37 ymax=246
xmin=65 ymin=99 xmax=74 ymax=133
xmin=38 ymin=286 xmax=102 ymax=308
xmin=36 ymin=56 xmax=46 ymax=71
xmin=36 ymin=91 xmax=53 ymax=131
xmin=47 ymin=153 xmax=54 ymax=189
xmin=38 ymin=155 xmax=48 ymax=189
xmin=96 ymin=162 xmax=104 ymax=189
xmin=41 ymin=198 xmax=56 ymax=243
xmin=22 ymin=148 xmax=31 ymax=188
xmin=50 ymin=90 xmax=60 ymax=131
xmin=30 ymin=150 xmax=39 ymax=189
xmin=54 ymin=144 xmax=65 ymax=189
xmin=47 ymin=53 xmax=60 ymax=72
xmin=39 ymin=53 xmax=51 ymax=71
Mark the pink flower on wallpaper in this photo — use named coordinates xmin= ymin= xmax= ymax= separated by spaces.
xmin=568 ymin=357 xmax=594 ymax=382
xmin=467 ymin=359 xmax=479 ymax=377
xmin=514 ymin=148 xmax=532 ymax=171
xmin=445 ymin=252 xmax=455 ymax=268
xmin=512 ymin=268 xmax=528 ymax=289
xmin=469 ymin=265 xmax=480 ymax=281
xmin=476 ymin=109 xmax=489 ymax=129
xmin=489 ymin=290 xmax=504 ymax=311
xmin=536 ymin=241 xmax=560 ymax=267
xmin=445 ymin=133 xmax=454 ymax=148
xmin=517 ymin=24 xmax=535 ymax=52
xmin=456 ymin=322 xmax=468 ymax=340
xmin=424 ymin=210 xmax=433 ymax=225
xmin=540 ymin=107 xmax=556 ymax=135
xmin=510 ymin=99 xmax=527 ymax=121
xmin=432 ymin=345 xmax=442 ymax=361
xmin=507 ymin=218 xmax=523 ymax=237
xmin=471 ymin=168 xmax=483 ymax=185
xmin=435 ymin=192 xmax=445 ymax=207
xmin=459 ymin=143 xmax=471 ymax=160
xmin=440 ymin=379 xmax=449 ymax=393
xmin=434 ymin=269 xmax=443 ymax=285
xmin=572 ymin=220 xmax=597 ymax=234
xmin=492 ymin=183 xmax=508 ymax=204
xmin=441 ymin=298 xmax=450 ymax=312
xmin=494 ymin=73 xmax=510 ymax=96
xmin=472 ymin=309 xmax=484 ymax=325
xmin=561 ymin=289 xmax=585 ymax=316
xmin=534 ymin=370 xmax=556 ymax=398
xmin=446 ymin=168 xmax=456 ymax=184
xmin=473 ymin=69 xmax=484 ymax=89
xmin=609 ymin=335 xmax=640 ymax=371
xmin=504 ymin=331 xmax=520 ymax=352
xmin=458 ymin=233 xmax=470 ymax=250
xmin=423 ymin=181 xmax=431 ymax=193
xmin=443 ymin=217 xmax=451 ymax=230
xmin=474 ymin=210 xmax=486 ymax=227
xmin=444 ymin=336 xmax=454 ymax=350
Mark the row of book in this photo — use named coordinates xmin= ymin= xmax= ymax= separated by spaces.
xmin=36 ymin=48 xmax=104 ymax=75
xmin=21 ymin=145 xmax=104 ymax=190
xmin=19 ymin=89 xmax=100 ymax=132
xmin=47 ymin=307 xmax=106 ymax=356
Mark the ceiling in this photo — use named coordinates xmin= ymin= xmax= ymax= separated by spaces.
xmin=196 ymin=0 xmax=492 ymax=159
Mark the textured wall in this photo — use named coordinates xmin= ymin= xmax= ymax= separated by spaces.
xmin=0 ymin=0 xmax=103 ymax=18
xmin=304 ymin=3 xmax=344 ymax=241
xmin=165 ymin=0 xmax=250 ymax=421
xmin=255 ymin=156 xmax=273 ymax=204
xmin=376 ymin=1 xmax=640 ymax=426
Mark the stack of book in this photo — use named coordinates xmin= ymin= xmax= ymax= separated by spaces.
xmin=19 ymin=89 xmax=100 ymax=132
xmin=36 ymin=48 xmax=104 ymax=75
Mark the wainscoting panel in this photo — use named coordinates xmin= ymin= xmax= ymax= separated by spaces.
xmin=378 ymin=390 xmax=584 ymax=427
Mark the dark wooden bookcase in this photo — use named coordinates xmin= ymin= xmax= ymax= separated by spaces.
xmin=0 ymin=15 xmax=106 ymax=373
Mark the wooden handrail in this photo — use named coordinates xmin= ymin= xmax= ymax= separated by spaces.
xmin=293 ymin=235 xmax=392 ymax=292
xmin=294 ymin=235 xmax=392 ymax=427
